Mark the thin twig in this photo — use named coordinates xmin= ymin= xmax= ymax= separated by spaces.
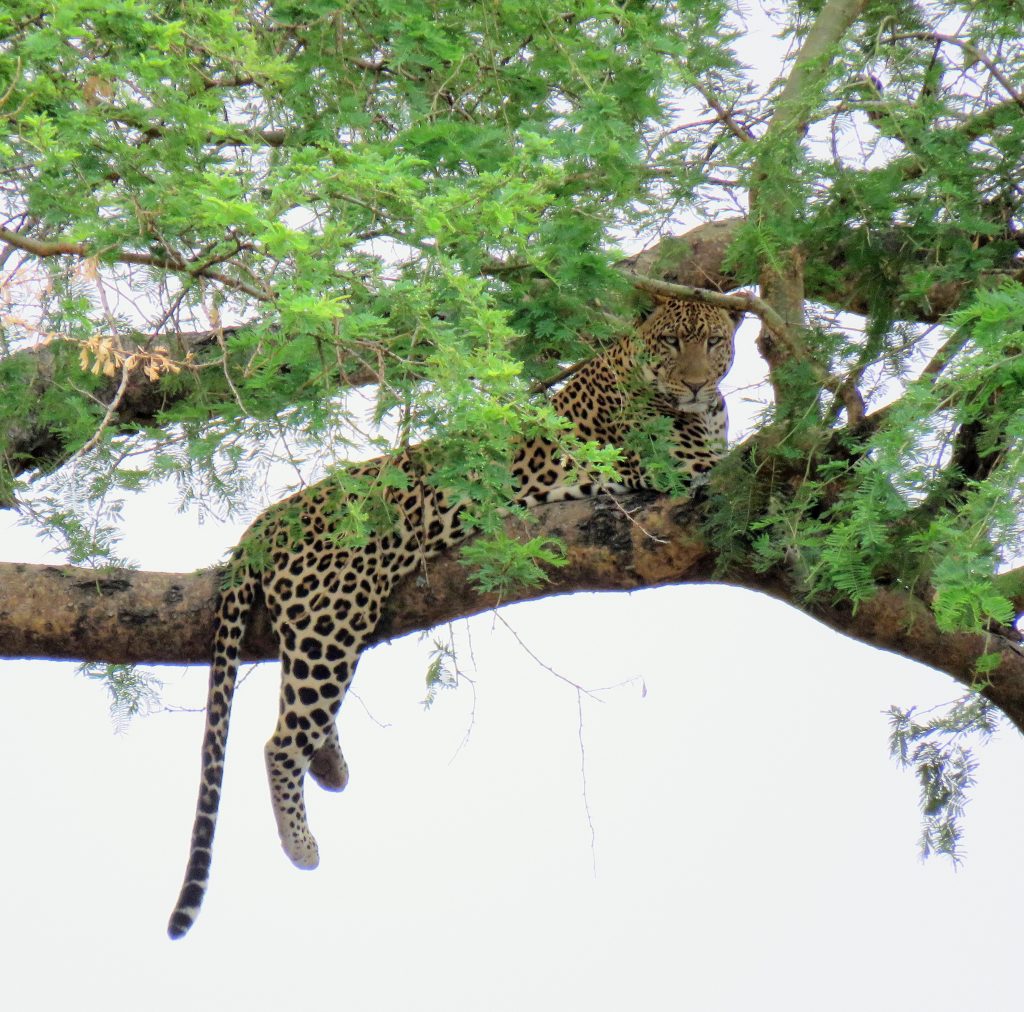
xmin=67 ymin=356 xmax=135 ymax=462
xmin=492 ymin=611 xmax=604 ymax=701
xmin=691 ymin=79 xmax=758 ymax=142
xmin=886 ymin=32 xmax=1024 ymax=112
xmin=576 ymin=688 xmax=597 ymax=876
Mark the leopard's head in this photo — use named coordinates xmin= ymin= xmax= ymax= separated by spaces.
xmin=635 ymin=295 xmax=741 ymax=412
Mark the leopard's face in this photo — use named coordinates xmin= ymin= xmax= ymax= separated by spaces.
xmin=637 ymin=299 xmax=738 ymax=413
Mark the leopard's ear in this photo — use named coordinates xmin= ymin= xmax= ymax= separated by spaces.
xmin=644 ymin=287 xmax=672 ymax=305
xmin=633 ymin=287 xmax=673 ymax=320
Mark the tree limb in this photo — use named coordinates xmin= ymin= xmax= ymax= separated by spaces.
xmin=750 ymin=0 xmax=871 ymax=403
xmin=0 ymin=227 xmax=274 ymax=302
xmin=2 ymin=491 xmax=1022 ymax=734
xmin=0 ymin=326 xmax=380 ymax=505
xmin=767 ymin=0 xmax=873 ymax=137
xmin=885 ymin=33 xmax=1024 ymax=112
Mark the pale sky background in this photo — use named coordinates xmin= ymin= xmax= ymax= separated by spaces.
xmin=4 ymin=5 xmax=1024 ymax=1011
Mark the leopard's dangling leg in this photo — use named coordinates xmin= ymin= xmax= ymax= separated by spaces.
xmin=264 ymin=740 xmax=320 ymax=869
xmin=264 ymin=637 xmax=360 ymax=868
xmin=308 ymin=720 xmax=349 ymax=792
xmin=262 ymin=545 xmax=395 ymax=865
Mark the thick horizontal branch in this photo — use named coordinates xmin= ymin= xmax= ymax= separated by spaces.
xmin=2 ymin=491 xmax=1022 ymax=734
xmin=0 ymin=329 xmax=229 ymax=505
xmin=618 ymin=217 xmax=1024 ymax=323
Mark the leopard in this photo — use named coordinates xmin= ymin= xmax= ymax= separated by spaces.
xmin=167 ymin=295 xmax=741 ymax=938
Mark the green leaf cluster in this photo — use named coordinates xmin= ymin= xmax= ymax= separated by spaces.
xmin=1 ymin=0 xmax=741 ymax=560
xmin=708 ymin=281 xmax=1024 ymax=649
xmin=77 ymin=660 xmax=162 ymax=732
xmin=887 ymin=694 xmax=1000 ymax=862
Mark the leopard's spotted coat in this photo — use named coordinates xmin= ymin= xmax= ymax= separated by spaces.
xmin=168 ymin=297 xmax=740 ymax=937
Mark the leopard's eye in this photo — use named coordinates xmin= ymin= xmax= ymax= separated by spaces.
xmin=707 ymin=335 xmax=722 ymax=348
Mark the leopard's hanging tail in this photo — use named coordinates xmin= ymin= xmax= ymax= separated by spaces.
xmin=167 ymin=565 xmax=256 ymax=939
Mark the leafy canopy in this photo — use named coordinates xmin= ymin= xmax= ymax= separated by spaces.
xmin=1 ymin=0 xmax=1024 ymax=855
xmin=1 ymin=0 xmax=733 ymax=559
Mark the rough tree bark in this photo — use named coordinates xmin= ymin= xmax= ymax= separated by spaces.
xmin=3 ymin=490 xmax=1023 ymax=734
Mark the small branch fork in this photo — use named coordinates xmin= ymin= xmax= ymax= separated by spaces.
xmin=66 ymin=357 xmax=134 ymax=464
xmin=491 ymin=610 xmax=647 ymax=872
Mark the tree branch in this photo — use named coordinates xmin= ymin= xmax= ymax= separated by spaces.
xmin=885 ymin=33 xmax=1024 ymax=112
xmin=3 ymin=491 xmax=1022 ymax=733
xmin=767 ymin=0 xmax=873 ymax=137
xmin=750 ymin=0 xmax=871 ymax=403
xmin=0 ymin=327 xmax=380 ymax=505
xmin=0 ymin=227 xmax=274 ymax=302
xmin=616 ymin=217 xmax=1023 ymax=322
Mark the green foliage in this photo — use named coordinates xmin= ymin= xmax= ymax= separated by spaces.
xmin=78 ymin=661 xmax=162 ymax=732
xmin=460 ymin=533 xmax=568 ymax=597
xmin=706 ymin=279 xmax=1024 ymax=645
xmin=622 ymin=415 xmax=692 ymax=497
xmin=887 ymin=694 xmax=1000 ymax=862
xmin=813 ymin=283 xmax=1023 ymax=625
xmin=421 ymin=636 xmax=460 ymax=710
xmin=0 ymin=0 xmax=739 ymax=554
xmin=703 ymin=276 xmax=1024 ymax=851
